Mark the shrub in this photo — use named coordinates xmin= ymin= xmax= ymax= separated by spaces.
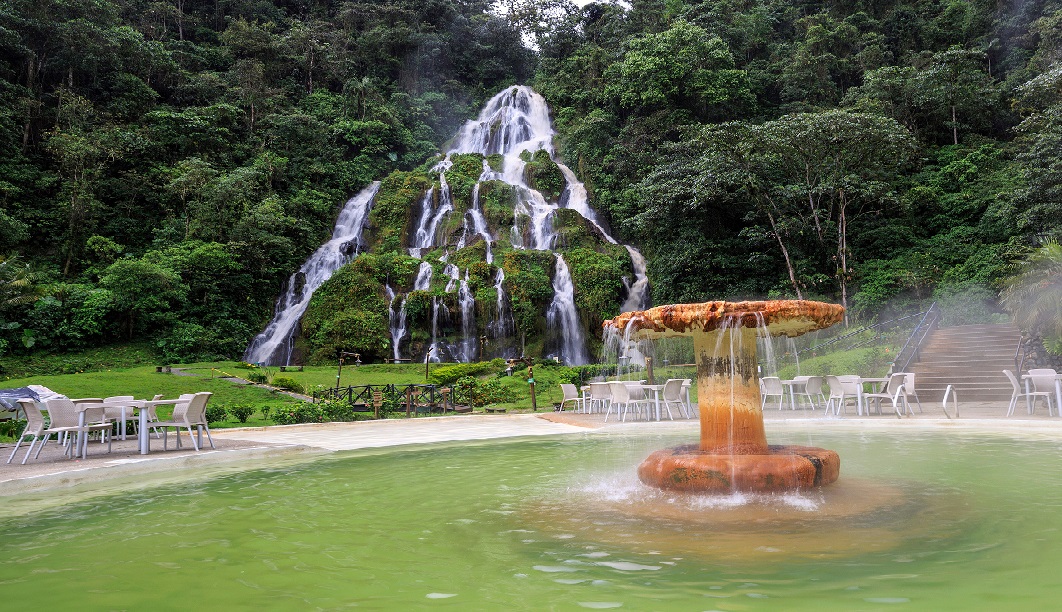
xmin=429 ymin=362 xmax=499 ymax=386
xmin=321 ymin=399 xmax=358 ymax=422
xmin=246 ymin=371 xmax=268 ymax=384
xmin=270 ymin=403 xmax=326 ymax=425
xmin=260 ymin=406 xmax=272 ymax=421
xmin=228 ymin=403 xmax=255 ymax=423
xmin=270 ymin=376 xmax=305 ymax=394
xmin=205 ymin=405 xmax=228 ymax=424
xmin=0 ymin=418 xmax=26 ymax=439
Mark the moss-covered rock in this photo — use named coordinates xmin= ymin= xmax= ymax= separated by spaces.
xmin=479 ymin=180 xmax=516 ymax=229
xmin=561 ymin=246 xmax=631 ymax=336
xmin=486 ymin=153 xmax=504 ymax=172
xmin=301 ymin=261 xmax=390 ymax=363
xmin=521 ymin=149 xmax=565 ymax=201
xmin=442 ymin=153 xmax=485 ymax=212
xmin=502 ymin=250 xmax=555 ymax=339
xmin=553 ymin=208 xmax=614 ymax=251
xmin=368 ymin=171 xmax=431 ymax=253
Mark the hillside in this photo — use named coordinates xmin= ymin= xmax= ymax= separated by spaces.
xmin=0 ymin=0 xmax=1059 ymax=364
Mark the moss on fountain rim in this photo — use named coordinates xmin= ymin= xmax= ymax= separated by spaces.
xmin=604 ymin=299 xmax=845 ymax=339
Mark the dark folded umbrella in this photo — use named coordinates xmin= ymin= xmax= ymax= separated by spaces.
xmin=0 ymin=386 xmax=40 ymax=410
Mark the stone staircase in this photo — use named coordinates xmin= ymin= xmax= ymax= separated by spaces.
xmin=908 ymin=324 xmax=1022 ymax=402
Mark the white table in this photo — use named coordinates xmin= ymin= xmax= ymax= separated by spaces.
xmin=76 ymin=398 xmax=184 ymax=455
xmin=639 ymin=384 xmax=665 ymax=421
xmin=781 ymin=377 xmax=811 ymax=410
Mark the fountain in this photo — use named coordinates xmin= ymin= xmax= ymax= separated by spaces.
xmin=605 ymin=299 xmax=845 ymax=493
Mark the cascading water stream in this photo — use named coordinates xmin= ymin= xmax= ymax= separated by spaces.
xmin=490 ymin=268 xmax=514 ymax=339
xmin=414 ymin=262 xmax=433 ymax=291
xmin=386 ymin=285 xmax=407 ymax=361
xmin=458 ymin=270 xmax=476 ymax=362
xmin=244 ymin=182 xmax=380 ymax=365
xmin=546 ymin=254 xmax=590 ymax=365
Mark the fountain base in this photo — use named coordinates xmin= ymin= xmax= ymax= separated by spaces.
xmin=638 ymin=444 xmax=840 ymax=493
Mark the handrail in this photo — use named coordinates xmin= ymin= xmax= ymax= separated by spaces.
xmin=892 ymin=302 xmax=940 ymax=373
xmin=1014 ymin=336 xmax=1031 ymax=373
xmin=800 ymin=308 xmax=934 ymax=355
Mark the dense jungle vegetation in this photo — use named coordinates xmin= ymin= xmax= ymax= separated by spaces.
xmin=0 ymin=0 xmax=1060 ymax=365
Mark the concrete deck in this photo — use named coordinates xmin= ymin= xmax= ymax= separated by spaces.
xmin=3 ymin=398 xmax=1062 ymax=503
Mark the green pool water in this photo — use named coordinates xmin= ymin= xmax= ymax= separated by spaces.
xmin=1 ymin=427 xmax=1060 ymax=610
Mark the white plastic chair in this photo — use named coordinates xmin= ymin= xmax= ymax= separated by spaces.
xmin=902 ymin=372 xmax=923 ymax=413
xmin=1003 ymin=369 xmax=1047 ymax=416
xmin=661 ymin=379 xmax=686 ymax=420
xmin=153 ymin=392 xmax=215 ymax=451
xmin=1027 ymin=369 xmax=1057 ymax=416
xmin=862 ymin=372 xmax=908 ymax=416
xmin=605 ymin=382 xmax=650 ymax=422
xmin=558 ymin=384 xmax=581 ymax=412
xmin=35 ymin=398 xmax=113 ymax=460
xmin=680 ymin=379 xmax=693 ymax=418
xmin=6 ymin=399 xmax=46 ymax=464
xmin=792 ymin=376 xmax=825 ymax=410
xmin=760 ymin=376 xmax=785 ymax=410
xmin=588 ymin=382 xmax=611 ymax=414
xmin=824 ymin=375 xmax=862 ymax=415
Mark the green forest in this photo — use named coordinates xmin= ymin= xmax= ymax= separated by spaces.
xmin=0 ymin=0 xmax=1060 ymax=365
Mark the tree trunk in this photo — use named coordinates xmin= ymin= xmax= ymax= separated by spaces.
xmin=838 ymin=190 xmax=849 ymax=326
xmin=952 ymin=104 xmax=958 ymax=146
xmin=764 ymin=207 xmax=803 ymax=300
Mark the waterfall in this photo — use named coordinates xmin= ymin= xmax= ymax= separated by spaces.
xmin=409 ymin=175 xmax=453 ymax=257
xmin=458 ymin=270 xmax=476 ymax=362
xmin=621 ymin=246 xmax=650 ymax=312
xmin=244 ymin=182 xmax=380 ymax=365
xmin=546 ymin=254 xmax=590 ymax=365
xmin=386 ymin=285 xmax=407 ymax=361
xmin=490 ymin=268 xmax=514 ymax=339
xmin=247 ymin=86 xmax=652 ymax=366
xmin=414 ymin=261 xmax=433 ymax=291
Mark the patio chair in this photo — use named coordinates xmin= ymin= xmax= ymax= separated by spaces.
xmin=587 ymin=382 xmax=611 ymax=414
xmin=661 ymin=379 xmax=686 ymax=420
xmin=792 ymin=376 xmax=826 ymax=410
xmin=33 ymin=398 xmax=113 ymax=461
xmin=760 ymin=376 xmax=785 ymax=410
xmin=1026 ymin=369 xmax=1058 ymax=416
xmin=862 ymin=372 xmax=908 ymax=416
xmin=680 ymin=379 xmax=693 ymax=418
xmin=605 ymin=382 xmax=650 ymax=422
xmin=6 ymin=399 xmax=46 ymax=464
xmin=558 ymin=384 xmax=581 ymax=412
xmin=1003 ymin=370 xmax=1044 ymax=416
xmin=824 ymin=375 xmax=862 ymax=416
xmin=902 ymin=373 xmax=924 ymax=413
xmin=153 ymin=392 xmax=215 ymax=451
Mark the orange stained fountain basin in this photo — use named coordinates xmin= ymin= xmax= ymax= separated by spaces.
xmin=605 ymin=299 xmax=845 ymax=494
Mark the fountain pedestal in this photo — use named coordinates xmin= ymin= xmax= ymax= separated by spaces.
xmin=606 ymin=300 xmax=845 ymax=494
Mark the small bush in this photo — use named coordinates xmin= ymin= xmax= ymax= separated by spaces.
xmin=0 ymin=418 xmax=26 ymax=439
xmin=429 ymin=361 xmax=503 ymax=386
xmin=260 ymin=406 xmax=272 ymax=421
xmin=270 ymin=403 xmax=326 ymax=425
xmin=246 ymin=371 xmax=267 ymax=384
xmin=228 ymin=404 xmax=255 ymax=423
xmin=270 ymin=376 xmax=305 ymax=394
xmin=320 ymin=399 xmax=359 ymax=422
xmin=205 ymin=405 xmax=228 ymax=424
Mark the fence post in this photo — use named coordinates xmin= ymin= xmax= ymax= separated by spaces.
xmin=405 ymin=386 xmax=412 ymax=418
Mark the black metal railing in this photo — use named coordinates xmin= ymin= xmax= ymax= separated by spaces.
xmin=313 ymin=384 xmax=445 ymax=416
xmin=800 ymin=306 xmax=937 ymax=356
xmin=892 ymin=302 xmax=941 ymax=373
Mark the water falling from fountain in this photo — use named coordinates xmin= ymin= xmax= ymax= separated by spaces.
xmin=244 ymin=182 xmax=380 ymax=365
